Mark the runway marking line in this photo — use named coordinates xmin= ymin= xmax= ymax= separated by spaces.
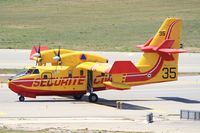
xmin=0 ymin=117 xmax=133 ymax=124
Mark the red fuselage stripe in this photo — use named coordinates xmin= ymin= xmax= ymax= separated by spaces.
xmin=125 ymin=57 xmax=163 ymax=82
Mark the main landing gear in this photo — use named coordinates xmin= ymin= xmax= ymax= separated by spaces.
xmin=73 ymin=93 xmax=98 ymax=103
xmin=87 ymin=70 xmax=98 ymax=103
xmin=88 ymin=93 xmax=98 ymax=103
xmin=19 ymin=95 xmax=25 ymax=102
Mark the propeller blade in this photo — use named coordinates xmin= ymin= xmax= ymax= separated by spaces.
xmin=38 ymin=45 xmax=41 ymax=53
xmin=32 ymin=45 xmax=41 ymax=58
xmin=53 ymin=50 xmax=57 ymax=56
xmin=58 ymin=46 xmax=60 ymax=57
xmin=33 ymin=45 xmax=37 ymax=53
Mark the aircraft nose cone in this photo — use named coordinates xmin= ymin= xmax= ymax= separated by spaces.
xmin=8 ymin=80 xmax=13 ymax=90
xmin=7 ymin=79 xmax=20 ymax=94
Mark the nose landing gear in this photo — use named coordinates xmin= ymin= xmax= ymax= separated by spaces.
xmin=19 ymin=96 xmax=25 ymax=102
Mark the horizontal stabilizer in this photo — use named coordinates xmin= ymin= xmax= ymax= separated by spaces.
xmin=158 ymin=49 xmax=187 ymax=53
xmin=103 ymin=82 xmax=130 ymax=90
xmin=108 ymin=61 xmax=140 ymax=74
xmin=140 ymin=39 xmax=174 ymax=52
xmin=137 ymin=39 xmax=187 ymax=61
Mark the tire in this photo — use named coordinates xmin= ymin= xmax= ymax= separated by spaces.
xmin=73 ymin=94 xmax=83 ymax=100
xmin=88 ymin=93 xmax=98 ymax=103
xmin=19 ymin=96 xmax=25 ymax=102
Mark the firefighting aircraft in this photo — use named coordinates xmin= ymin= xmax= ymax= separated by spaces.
xmin=8 ymin=18 xmax=186 ymax=102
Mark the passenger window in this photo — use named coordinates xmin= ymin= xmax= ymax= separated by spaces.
xmin=68 ymin=70 xmax=72 ymax=78
xmin=80 ymin=70 xmax=84 ymax=76
xmin=33 ymin=69 xmax=40 ymax=74
xmin=43 ymin=75 xmax=48 ymax=79
xmin=101 ymin=73 xmax=105 ymax=76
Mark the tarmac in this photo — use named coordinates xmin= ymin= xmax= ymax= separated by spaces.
xmin=0 ymin=49 xmax=200 ymax=133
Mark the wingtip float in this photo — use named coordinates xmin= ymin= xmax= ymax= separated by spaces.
xmin=8 ymin=18 xmax=187 ymax=103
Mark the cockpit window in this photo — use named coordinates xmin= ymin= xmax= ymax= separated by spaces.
xmin=15 ymin=70 xmax=27 ymax=77
xmin=24 ymin=69 xmax=40 ymax=75
xmin=26 ymin=69 xmax=33 ymax=74
xmin=33 ymin=69 xmax=40 ymax=74
xmin=10 ymin=68 xmax=40 ymax=80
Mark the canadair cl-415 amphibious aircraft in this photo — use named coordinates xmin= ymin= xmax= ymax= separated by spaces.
xmin=8 ymin=18 xmax=186 ymax=102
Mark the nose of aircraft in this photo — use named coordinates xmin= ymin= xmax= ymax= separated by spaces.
xmin=7 ymin=78 xmax=23 ymax=96
xmin=8 ymin=79 xmax=17 ymax=94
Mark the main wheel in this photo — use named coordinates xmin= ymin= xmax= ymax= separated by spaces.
xmin=88 ymin=93 xmax=98 ymax=103
xmin=73 ymin=94 xmax=83 ymax=100
xmin=19 ymin=96 xmax=25 ymax=102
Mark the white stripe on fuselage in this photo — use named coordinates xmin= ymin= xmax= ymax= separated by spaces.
xmin=123 ymin=57 xmax=162 ymax=78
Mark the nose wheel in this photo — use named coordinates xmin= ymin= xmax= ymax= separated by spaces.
xmin=19 ymin=96 xmax=25 ymax=102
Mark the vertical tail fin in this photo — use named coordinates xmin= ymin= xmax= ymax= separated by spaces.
xmin=137 ymin=18 xmax=186 ymax=83
xmin=150 ymin=18 xmax=182 ymax=48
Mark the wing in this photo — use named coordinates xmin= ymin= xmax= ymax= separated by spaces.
xmin=76 ymin=62 xmax=111 ymax=73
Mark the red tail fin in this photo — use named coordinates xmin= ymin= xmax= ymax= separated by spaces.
xmin=107 ymin=61 xmax=140 ymax=74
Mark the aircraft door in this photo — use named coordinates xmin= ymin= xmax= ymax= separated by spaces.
xmin=41 ymin=72 xmax=52 ymax=87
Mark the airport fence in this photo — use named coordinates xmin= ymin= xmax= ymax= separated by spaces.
xmin=180 ymin=110 xmax=200 ymax=120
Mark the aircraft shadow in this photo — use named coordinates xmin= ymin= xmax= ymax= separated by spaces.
xmin=23 ymin=96 xmax=152 ymax=110
xmin=82 ymin=96 xmax=152 ymax=110
xmin=157 ymin=97 xmax=200 ymax=104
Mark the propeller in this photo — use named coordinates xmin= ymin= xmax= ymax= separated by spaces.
xmin=32 ymin=45 xmax=41 ymax=58
xmin=32 ymin=45 xmax=42 ymax=65
xmin=53 ymin=46 xmax=62 ymax=65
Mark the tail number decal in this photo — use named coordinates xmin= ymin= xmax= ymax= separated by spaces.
xmin=162 ymin=67 xmax=176 ymax=79
xmin=159 ymin=31 xmax=166 ymax=36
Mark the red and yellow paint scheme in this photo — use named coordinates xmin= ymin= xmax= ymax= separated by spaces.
xmin=8 ymin=18 xmax=187 ymax=102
